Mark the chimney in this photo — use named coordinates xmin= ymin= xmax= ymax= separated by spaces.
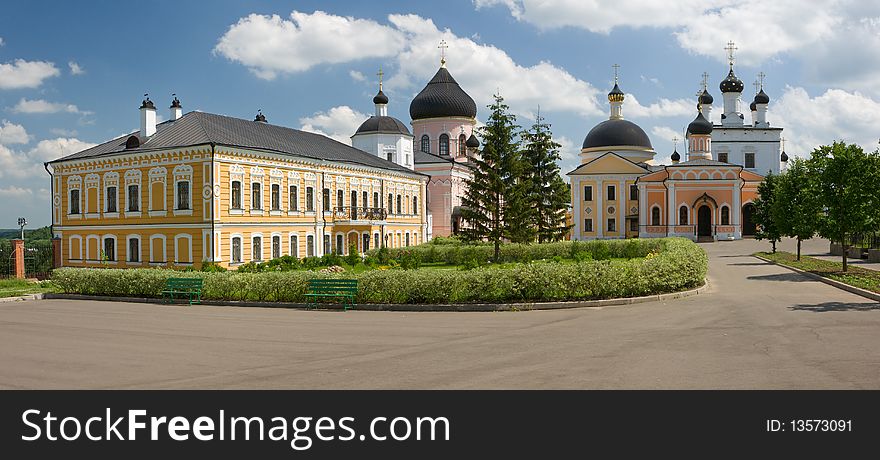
xmin=170 ymin=94 xmax=182 ymax=121
xmin=140 ymin=94 xmax=156 ymax=137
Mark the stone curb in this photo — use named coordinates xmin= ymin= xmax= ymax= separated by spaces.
xmin=40 ymin=283 xmax=707 ymax=312
xmin=0 ymin=293 xmax=44 ymax=303
xmin=754 ymin=255 xmax=880 ymax=303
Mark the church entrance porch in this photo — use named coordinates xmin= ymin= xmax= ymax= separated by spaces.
xmin=742 ymin=203 xmax=756 ymax=236
xmin=697 ymin=205 xmax=713 ymax=242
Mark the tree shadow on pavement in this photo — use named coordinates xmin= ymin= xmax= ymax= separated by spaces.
xmin=728 ymin=262 xmax=771 ymax=266
xmin=747 ymin=272 xmax=815 ymax=282
xmin=789 ymin=302 xmax=880 ymax=312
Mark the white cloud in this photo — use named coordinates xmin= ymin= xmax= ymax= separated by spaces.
xmin=299 ymin=105 xmax=368 ymax=145
xmin=0 ymin=120 xmax=30 ymax=145
xmin=651 ymin=126 xmax=682 ymax=144
xmin=50 ymin=128 xmax=78 ymax=137
xmin=476 ymin=0 xmax=860 ymax=67
xmin=0 ymin=59 xmax=60 ymax=89
xmin=555 ymin=135 xmax=581 ymax=176
xmin=68 ymin=61 xmax=85 ymax=75
xmin=0 ymin=185 xmax=33 ymax=198
xmin=625 ymin=94 xmax=695 ymax=118
xmin=0 ymin=137 xmax=96 ymax=179
xmin=214 ymin=11 xmax=406 ymax=79
xmin=349 ymin=70 xmax=366 ymax=82
xmin=0 ymin=37 xmax=4 ymax=46
xmin=11 ymin=98 xmax=90 ymax=115
xmin=771 ymin=86 xmax=880 ymax=159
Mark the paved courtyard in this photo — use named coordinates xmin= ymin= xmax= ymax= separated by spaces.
xmin=0 ymin=238 xmax=878 ymax=389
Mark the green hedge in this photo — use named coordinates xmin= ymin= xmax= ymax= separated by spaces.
xmin=369 ymin=238 xmax=666 ymax=265
xmin=52 ymin=238 xmax=706 ymax=304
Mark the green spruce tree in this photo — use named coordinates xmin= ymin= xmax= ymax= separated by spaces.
xmin=458 ymin=94 xmax=524 ymax=259
xmin=520 ymin=113 xmax=572 ymax=242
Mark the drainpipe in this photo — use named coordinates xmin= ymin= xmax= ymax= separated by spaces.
xmin=44 ymin=162 xmax=53 ymax=236
xmin=209 ymin=143 xmax=215 ymax=262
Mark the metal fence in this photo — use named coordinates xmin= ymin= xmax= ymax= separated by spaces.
xmin=843 ymin=233 xmax=880 ymax=250
xmin=0 ymin=240 xmax=11 ymax=279
xmin=24 ymin=240 xmax=54 ymax=279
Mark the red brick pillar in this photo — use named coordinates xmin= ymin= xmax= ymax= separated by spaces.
xmin=52 ymin=237 xmax=62 ymax=269
xmin=12 ymin=239 xmax=25 ymax=279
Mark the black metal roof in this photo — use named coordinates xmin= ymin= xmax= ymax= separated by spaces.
xmin=720 ymin=68 xmax=744 ymax=93
xmin=687 ymin=111 xmax=713 ymax=135
xmin=354 ymin=115 xmax=411 ymax=136
xmin=699 ymin=89 xmax=714 ymax=105
xmin=582 ymin=119 xmax=653 ymax=149
xmin=465 ymin=133 xmax=479 ymax=148
xmin=372 ymin=90 xmax=389 ymax=105
xmin=754 ymin=88 xmax=769 ymax=104
xmin=409 ymin=67 xmax=477 ymax=120
xmin=50 ymin=111 xmax=421 ymax=176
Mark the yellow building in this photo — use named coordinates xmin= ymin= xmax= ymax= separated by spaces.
xmin=47 ymin=97 xmax=428 ymax=269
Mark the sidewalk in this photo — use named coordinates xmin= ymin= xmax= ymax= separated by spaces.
xmin=774 ymin=237 xmax=880 ymax=271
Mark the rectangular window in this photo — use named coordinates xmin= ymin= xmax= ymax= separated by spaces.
xmin=583 ymin=186 xmax=592 ymax=201
xmin=321 ymin=188 xmax=330 ymax=212
xmin=272 ymin=236 xmax=280 ymax=259
xmin=607 ymin=185 xmax=616 ymax=201
xmin=306 ymin=187 xmax=315 ymax=212
xmin=106 ymin=187 xmax=117 ymax=213
xmin=363 ymin=234 xmax=370 ymax=252
xmin=373 ymin=192 xmax=379 ymax=208
xmin=387 ymin=151 xmax=393 ymax=162
xmin=307 ymin=235 xmax=315 ymax=257
xmin=405 ymin=233 xmax=410 ymax=246
xmin=324 ymin=235 xmax=331 ymax=255
xmin=271 ymin=184 xmax=280 ymax=210
xmin=630 ymin=184 xmax=638 ymax=201
xmin=231 ymin=181 xmax=242 ymax=209
xmin=718 ymin=152 xmax=728 ymax=163
xmin=232 ymin=237 xmax=241 ymax=263
xmin=607 ymin=218 xmax=616 ymax=232
xmin=396 ymin=195 xmax=402 ymax=214
xmin=336 ymin=234 xmax=343 ymax=254
xmin=103 ymin=238 xmax=115 ymax=261
xmin=128 ymin=238 xmax=139 ymax=262
xmin=252 ymin=236 xmax=262 ymax=261
xmin=584 ymin=218 xmax=593 ymax=232
xmin=251 ymin=182 xmax=262 ymax=209
xmin=388 ymin=193 xmax=394 ymax=213
xmin=745 ymin=152 xmax=756 ymax=168
xmin=290 ymin=235 xmax=298 ymax=258
xmin=127 ymin=185 xmax=139 ymax=211
xmin=177 ymin=181 xmax=190 ymax=210
xmin=337 ymin=190 xmax=344 ymax=211
xmin=363 ymin=191 xmax=368 ymax=210
xmin=374 ymin=233 xmax=380 ymax=249
xmin=70 ymin=189 xmax=80 ymax=214
xmin=289 ymin=185 xmax=298 ymax=211
xmin=630 ymin=219 xmax=638 ymax=232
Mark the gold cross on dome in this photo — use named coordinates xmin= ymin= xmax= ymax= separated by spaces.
xmin=672 ymin=136 xmax=680 ymax=150
xmin=725 ymin=40 xmax=738 ymax=67
xmin=612 ymin=63 xmax=620 ymax=84
xmin=701 ymin=72 xmax=709 ymax=90
xmin=753 ymin=79 xmax=760 ymax=95
xmin=377 ymin=67 xmax=384 ymax=90
xmin=757 ymin=71 xmax=766 ymax=89
xmin=438 ymin=39 xmax=448 ymax=66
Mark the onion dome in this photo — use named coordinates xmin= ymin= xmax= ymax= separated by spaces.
xmin=409 ymin=67 xmax=477 ymax=120
xmin=170 ymin=96 xmax=182 ymax=108
xmin=720 ymin=68 xmax=744 ymax=93
xmin=699 ymin=89 xmax=714 ymax=105
xmin=582 ymin=119 xmax=652 ymax=149
xmin=254 ymin=111 xmax=267 ymax=123
xmin=781 ymin=151 xmax=789 ymax=162
xmin=354 ymin=116 xmax=411 ymax=136
xmin=466 ymin=133 xmax=480 ymax=148
xmin=140 ymin=97 xmax=155 ymax=109
xmin=373 ymin=90 xmax=389 ymax=105
xmin=608 ymin=83 xmax=625 ymax=102
xmin=687 ymin=111 xmax=713 ymax=135
xmin=754 ymin=88 xmax=769 ymax=104
xmin=671 ymin=149 xmax=681 ymax=162
xmin=749 ymin=100 xmax=757 ymax=112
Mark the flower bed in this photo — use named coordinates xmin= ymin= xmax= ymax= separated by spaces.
xmin=52 ymin=238 xmax=706 ymax=304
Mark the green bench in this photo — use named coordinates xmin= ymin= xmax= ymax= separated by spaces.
xmin=161 ymin=278 xmax=203 ymax=305
xmin=305 ymin=279 xmax=358 ymax=311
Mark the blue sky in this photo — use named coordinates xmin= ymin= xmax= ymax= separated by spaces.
xmin=2 ymin=0 xmax=879 ymax=227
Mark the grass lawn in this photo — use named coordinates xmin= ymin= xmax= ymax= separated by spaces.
xmin=756 ymin=251 xmax=880 ymax=294
xmin=0 ymin=279 xmax=56 ymax=298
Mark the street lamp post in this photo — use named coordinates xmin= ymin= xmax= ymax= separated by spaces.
xmin=17 ymin=217 xmax=27 ymax=240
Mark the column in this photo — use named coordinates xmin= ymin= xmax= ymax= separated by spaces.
xmin=667 ymin=184 xmax=676 ymax=235
xmin=12 ymin=239 xmax=25 ymax=279
xmin=639 ymin=184 xmax=647 ymax=238
xmin=619 ymin=180 xmax=625 ymax=238
xmin=571 ymin=178 xmax=580 ymax=240
xmin=732 ymin=180 xmax=742 ymax=239
xmin=596 ymin=180 xmax=603 ymax=239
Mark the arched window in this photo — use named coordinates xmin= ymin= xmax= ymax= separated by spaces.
xmin=651 ymin=207 xmax=661 ymax=226
xmin=231 ymin=237 xmax=242 ymax=263
xmin=458 ymin=134 xmax=467 ymax=156
xmin=721 ymin=206 xmax=730 ymax=225
xmin=679 ymin=206 xmax=688 ymax=225
xmin=420 ymin=135 xmax=430 ymax=153
xmin=252 ymin=236 xmax=262 ymax=261
xmin=439 ymin=134 xmax=449 ymax=155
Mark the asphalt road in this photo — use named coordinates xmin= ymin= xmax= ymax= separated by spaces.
xmin=1 ymin=238 xmax=878 ymax=389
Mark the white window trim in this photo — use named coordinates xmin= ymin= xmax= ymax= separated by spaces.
xmin=650 ymin=204 xmax=663 ymax=226
xmin=172 ymin=165 xmax=193 ymax=216
xmin=251 ymin=232 xmax=264 ymax=262
xmin=270 ymin=232 xmax=282 ymax=259
xmin=230 ymin=233 xmax=244 ymax=265
xmin=69 ymin=235 xmax=83 ymax=262
xmin=148 ymin=167 xmax=167 ymax=214
xmin=229 ymin=173 xmax=244 ymax=213
xmin=124 ymin=169 xmax=143 ymax=217
xmin=174 ymin=233 xmax=193 ymax=265
xmin=149 ymin=234 xmax=167 ymax=265
xmin=677 ymin=202 xmax=690 ymax=226
xmin=101 ymin=234 xmax=118 ymax=263
xmin=85 ymin=234 xmax=100 ymax=263
xmin=305 ymin=233 xmax=316 ymax=258
xmin=103 ymin=172 xmax=120 ymax=217
xmin=288 ymin=232 xmax=300 ymax=258
xmin=127 ymin=234 xmax=142 ymax=265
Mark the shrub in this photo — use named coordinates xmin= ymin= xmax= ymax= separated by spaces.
xmin=345 ymin=243 xmax=361 ymax=266
xmin=376 ymin=246 xmax=391 ymax=264
xmin=52 ymin=238 xmax=706 ymax=304
xmin=398 ymin=250 xmax=422 ymax=270
xmin=200 ymin=261 xmax=227 ymax=272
